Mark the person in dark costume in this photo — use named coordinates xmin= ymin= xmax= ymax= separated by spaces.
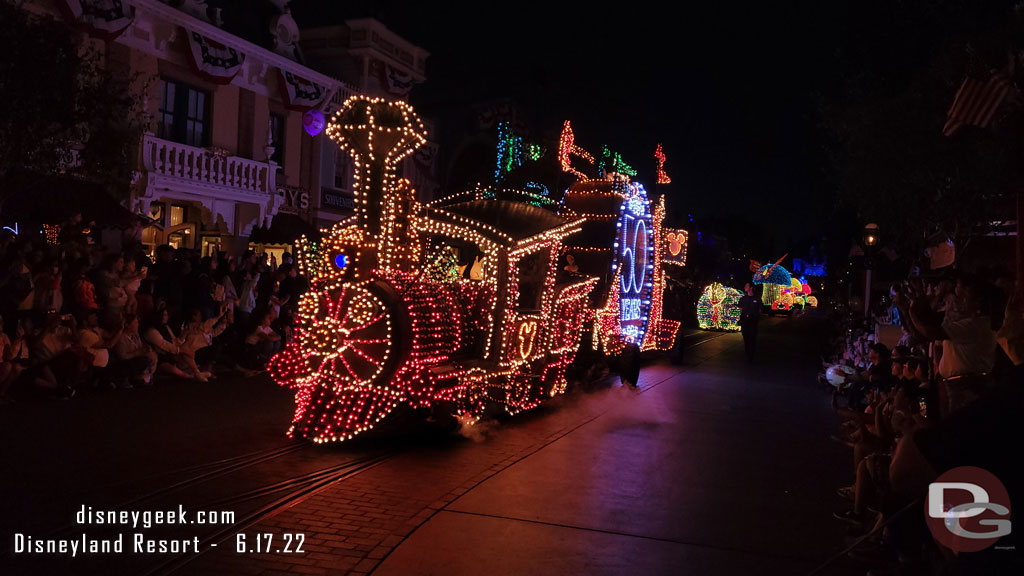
xmin=619 ymin=343 xmax=641 ymax=388
xmin=739 ymin=282 xmax=761 ymax=363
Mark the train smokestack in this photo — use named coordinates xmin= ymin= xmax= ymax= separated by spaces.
xmin=326 ymin=97 xmax=427 ymax=239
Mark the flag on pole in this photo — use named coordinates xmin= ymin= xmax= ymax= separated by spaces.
xmin=943 ymin=69 xmax=1018 ymax=136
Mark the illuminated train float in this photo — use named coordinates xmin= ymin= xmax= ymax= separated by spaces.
xmin=269 ymin=96 xmax=687 ymax=442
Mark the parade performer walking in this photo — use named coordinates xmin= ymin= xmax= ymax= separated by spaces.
xmin=739 ymin=283 xmax=761 ymax=363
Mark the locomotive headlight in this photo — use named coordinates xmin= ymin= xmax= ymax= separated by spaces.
xmin=334 ymin=253 xmax=349 ymax=269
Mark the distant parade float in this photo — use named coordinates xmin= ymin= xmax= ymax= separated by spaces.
xmin=751 ymin=255 xmax=817 ymax=311
xmin=696 ymin=282 xmax=742 ymax=331
xmin=779 ymin=276 xmax=816 ymax=310
xmin=270 ymin=97 xmax=687 ymax=443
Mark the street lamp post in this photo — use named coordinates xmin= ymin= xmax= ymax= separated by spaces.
xmin=862 ymin=223 xmax=879 ymax=317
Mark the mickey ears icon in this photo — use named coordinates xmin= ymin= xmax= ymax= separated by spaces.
xmin=666 ymin=232 xmax=683 ymax=255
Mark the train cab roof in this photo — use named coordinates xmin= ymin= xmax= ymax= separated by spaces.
xmin=425 ymin=199 xmax=584 ymax=249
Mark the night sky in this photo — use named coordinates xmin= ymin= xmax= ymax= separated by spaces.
xmin=286 ymin=1 xmax=925 ymax=257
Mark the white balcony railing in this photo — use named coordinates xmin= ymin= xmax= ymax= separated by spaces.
xmin=141 ymin=134 xmax=275 ymax=195
xmin=329 ymin=82 xmax=360 ymax=112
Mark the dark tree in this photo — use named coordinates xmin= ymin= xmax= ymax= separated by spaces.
xmin=0 ymin=1 xmax=148 ymax=215
xmin=820 ymin=0 xmax=1020 ymax=258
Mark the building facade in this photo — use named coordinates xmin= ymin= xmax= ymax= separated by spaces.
xmin=303 ymin=19 xmax=438 ymax=227
xmin=26 ymin=1 xmax=430 ymax=255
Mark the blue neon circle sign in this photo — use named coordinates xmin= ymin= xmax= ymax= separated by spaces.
xmin=612 ymin=182 xmax=655 ymax=346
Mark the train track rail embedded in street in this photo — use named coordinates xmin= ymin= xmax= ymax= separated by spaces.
xmin=139 ymin=452 xmax=399 ymax=576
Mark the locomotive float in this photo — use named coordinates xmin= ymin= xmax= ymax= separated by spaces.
xmin=269 ymin=96 xmax=688 ymax=442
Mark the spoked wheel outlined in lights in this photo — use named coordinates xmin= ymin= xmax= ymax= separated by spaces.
xmin=270 ymin=282 xmax=406 ymax=443
xmin=301 ymin=285 xmax=393 ymax=388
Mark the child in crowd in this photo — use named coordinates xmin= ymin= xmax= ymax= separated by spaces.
xmin=180 ymin=304 xmax=231 ymax=382
xmin=243 ymin=310 xmax=281 ymax=370
xmin=113 ymin=314 xmax=157 ymax=386
xmin=143 ymin=307 xmax=191 ymax=380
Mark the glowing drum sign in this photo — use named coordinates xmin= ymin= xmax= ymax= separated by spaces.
xmin=612 ymin=183 xmax=655 ymax=345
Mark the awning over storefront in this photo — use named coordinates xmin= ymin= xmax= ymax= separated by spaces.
xmin=249 ymin=213 xmax=321 ymax=245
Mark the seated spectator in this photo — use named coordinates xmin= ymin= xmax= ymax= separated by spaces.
xmin=113 ymin=314 xmax=156 ymax=386
xmin=890 ymin=355 xmax=906 ymax=382
xmin=70 ymin=262 xmax=98 ymax=316
xmin=242 ymin=310 xmax=281 ymax=370
xmin=0 ymin=314 xmax=27 ymax=404
xmin=32 ymin=258 xmax=62 ymax=314
xmin=823 ymin=273 xmax=1013 ymax=574
xmin=180 ymin=305 xmax=231 ymax=382
xmin=29 ymin=313 xmax=80 ymax=398
xmin=77 ymin=310 xmax=124 ymax=389
xmin=94 ymin=253 xmax=128 ymax=315
xmin=890 ymin=367 xmax=1022 ymax=574
xmin=142 ymin=307 xmax=192 ymax=380
xmin=0 ymin=253 xmax=34 ymax=322
xmin=121 ymin=258 xmax=146 ymax=316
xmin=835 ymin=381 xmax=928 ymax=529
xmin=135 ymin=278 xmax=155 ymax=321
xmin=835 ymin=343 xmax=892 ymax=412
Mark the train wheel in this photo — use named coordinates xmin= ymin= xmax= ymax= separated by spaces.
xmin=282 ymin=281 xmax=406 ymax=443
xmin=300 ymin=283 xmax=395 ymax=391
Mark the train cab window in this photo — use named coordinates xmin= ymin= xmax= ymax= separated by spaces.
xmin=455 ymin=243 xmax=483 ymax=280
xmin=425 ymin=238 xmax=485 ymax=281
xmin=516 ymin=249 xmax=550 ymax=310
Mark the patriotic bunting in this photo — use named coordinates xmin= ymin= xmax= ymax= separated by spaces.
xmin=381 ymin=64 xmax=414 ymax=96
xmin=185 ymin=30 xmax=245 ymax=84
xmin=60 ymin=0 xmax=133 ymax=39
xmin=278 ymin=69 xmax=329 ymax=111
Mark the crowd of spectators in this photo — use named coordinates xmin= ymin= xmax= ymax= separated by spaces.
xmin=0 ymin=216 xmax=308 ymax=404
xmin=820 ymin=271 xmax=1022 ymax=575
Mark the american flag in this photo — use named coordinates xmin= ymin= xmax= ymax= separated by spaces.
xmin=943 ymin=69 xmax=1019 ymax=137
